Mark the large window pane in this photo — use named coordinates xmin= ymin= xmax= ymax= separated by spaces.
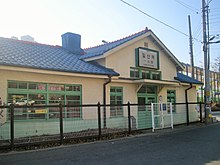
xmin=29 ymin=94 xmax=46 ymax=104
xmin=8 ymin=81 xmax=82 ymax=120
xmin=110 ymin=87 xmax=123 ymax=117
xmin=167 ymin=90 xmax=176 ymax=112
xmin=66 ymin=101 xmax=81 ymax=118
xmin=8 ymin=94 xmax=27 ymax=105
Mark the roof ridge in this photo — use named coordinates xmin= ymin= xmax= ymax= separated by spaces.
xmin=0 ymin=37 xmax=61 ymax=48
xmin=83 ymin=28 xmax=149 ymax=50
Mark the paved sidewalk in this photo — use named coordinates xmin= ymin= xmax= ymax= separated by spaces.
xmin=1 ymin=123 xmax=220 ymax=165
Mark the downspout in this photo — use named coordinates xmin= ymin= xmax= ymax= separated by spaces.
xmin=103 ymin=75 xmax=112 ymax=128
xmin=185 ymin=83 xmax=193 ymax=125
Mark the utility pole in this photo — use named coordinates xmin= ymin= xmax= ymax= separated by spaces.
xmin=202 ymin=0 xmax=211 ymax=123
xmin=188 ymin=15 xmax=195 ymax=79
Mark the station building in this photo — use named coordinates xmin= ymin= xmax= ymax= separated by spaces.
xmin=0 ymin=27 xmax=203 ymax=132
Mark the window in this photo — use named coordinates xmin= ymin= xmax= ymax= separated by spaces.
xmin=130 ymin=68 xmax=139 ymax=79
xmin=130 ymin=67 xmax=161 ymax=80
xmin=48 ymin=84 xmax=65 ymax=91
xmin=8 ymin=82 xmax=17 ymax=89
xmin=66 ymin=95 xmax=81 ymax=118
xmin=167 ymin=90 xmax=176 ymax=112
xmin=8 ymin=81 xmax=28 ymax=89
xmin=65 ymin=85 xmax=81 ymax=91
xmin=29 ymin=83 xmax=46 ymax=90
xmin=18 ymin=82 xmax=27 ymax=89
xmin=142 ymin=70 xmax=151 ymax=79
xmin=144 ymin=42 xmax=148 ymax=47
xmin=152 ymin=72 xmax=161 ymax=80
xmin=110 ymin=87 xmax=123 ymax=117
xmin=7 ymin=81 xmax=82 ymax=120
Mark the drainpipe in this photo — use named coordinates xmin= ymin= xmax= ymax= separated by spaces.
xmin=103 ymin=75 xmax=112 ymax=128
xmin=185 ymin=83 xmax=193 ymax=125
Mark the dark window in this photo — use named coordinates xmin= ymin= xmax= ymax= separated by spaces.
xmin=130 ymin=68 xmax=139 ymax=79
xmin=167 ymin=90 xmax=176 ymax=112
xmin=8 ymin=82 xmax=17 ymax=88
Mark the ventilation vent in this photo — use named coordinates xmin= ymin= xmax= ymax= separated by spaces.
xmin=144 ymin=42 xmax=148 ymax=47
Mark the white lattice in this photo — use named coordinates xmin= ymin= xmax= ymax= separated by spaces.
xmin=151 ymin=103 xmax=173 ymax=132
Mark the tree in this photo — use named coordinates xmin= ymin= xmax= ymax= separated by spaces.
xmin=211 ymin=55 xmax=220 ymax=73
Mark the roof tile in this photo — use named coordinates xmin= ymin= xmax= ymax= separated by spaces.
xmin=81 ymin=28 xmax=149 ymax=59
xmin=175 ymin=73 xmax=203 ymax=84
xmin=0 ymin=37 xmax=119 ymax=76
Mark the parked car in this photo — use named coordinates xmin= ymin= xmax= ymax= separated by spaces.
xmin=15 ymin=99 xmax=35 ymax=106
xmin=211 ymin=103 xmax=220 ymax=111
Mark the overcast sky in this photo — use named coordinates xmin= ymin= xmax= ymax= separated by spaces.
xmin=0 ymin=0 xmax=219 ymax=67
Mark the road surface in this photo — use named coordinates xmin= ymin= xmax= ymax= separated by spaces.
xmin=0 ymin=123 xmax=220 ymax=165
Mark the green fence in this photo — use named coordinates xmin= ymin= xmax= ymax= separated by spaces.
xmin=0 ymin=102 xmax=203 ymax=150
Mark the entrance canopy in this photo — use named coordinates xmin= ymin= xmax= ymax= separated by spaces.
xmin=134 ymin=79 xmax=180 ymax=86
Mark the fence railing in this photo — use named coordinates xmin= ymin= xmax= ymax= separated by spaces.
xmin=0 ymin=102 xmax=204 ymax=150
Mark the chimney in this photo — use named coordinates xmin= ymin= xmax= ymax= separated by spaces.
xmin=61 ymin=32 xmax=83 ymax=54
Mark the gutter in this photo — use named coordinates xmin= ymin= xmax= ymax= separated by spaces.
xmin=103 ymin=75 xmax=112 ymax=128
xmin=185 ymin=83 xmax=193 ymax=125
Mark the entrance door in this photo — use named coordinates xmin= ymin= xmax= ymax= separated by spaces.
xmin=137 ymin=95 xmax=157 ymax=129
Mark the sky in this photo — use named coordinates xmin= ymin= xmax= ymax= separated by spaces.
xmin=0 ymin=0 xmax=219 ymax=68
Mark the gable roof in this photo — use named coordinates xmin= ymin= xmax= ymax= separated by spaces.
xmin=82 ymin=29 xmax=148 ymax=60
xmin=175 ymin=73 xmax=203 ymax=85
xmin=0 ymin=37 xmax=119 ymax=76
xmin=81 ymin=28 xmax=184 ymax=70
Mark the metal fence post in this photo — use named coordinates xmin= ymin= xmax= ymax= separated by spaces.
xmin=127 ymin=102 xmax=131 ymax=134
xmin=59 ymin=103 xmax=64 ymax=145
xmin=186 ymin=102 xmax=189 ymax=125
xmin=97 ymin=102 xmax=102 ymax=140
xmin=199 ymin=101 xmax=203 ymax=123
xmin=10 ymin=104 xmax=14 ymax=150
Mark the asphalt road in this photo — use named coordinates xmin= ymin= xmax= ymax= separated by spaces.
xmin=1 ymin=123 xmax=220 ymax=165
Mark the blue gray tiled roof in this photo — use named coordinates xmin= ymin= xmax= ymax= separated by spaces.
xmin=81 ymin=29 xmax=148 ymax=60
xmin=0 ymin=37 xmax=119 ymax=76
xmin=175 ymin=73 xmax=203 ymax=84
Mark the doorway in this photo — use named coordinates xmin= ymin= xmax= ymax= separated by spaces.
xmin=137 ymin=85 xmax=157 ymax=129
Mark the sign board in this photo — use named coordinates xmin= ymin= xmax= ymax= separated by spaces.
xmin=136 ymin=47 xmax=159 ymax=69
xmin=35 ymin=109 xmax=47 ymax=114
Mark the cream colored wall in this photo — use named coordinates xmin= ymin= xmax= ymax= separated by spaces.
xmin=1 ymin=69 xmax=113 ymax=120
xmin=96 ymin=58 xmax=106 ymax=67
xmin=105 ymin=37 xmax=177 ymax=80
xmin=177 ymin=86 xmax=197 ymax=103
xmin=0 ymin=69 xmax=106 ymax=105
xmin=106 ymin=82 xmax=138 ymax=104
xmin=158 ymin=85 xmax=197 ymax=110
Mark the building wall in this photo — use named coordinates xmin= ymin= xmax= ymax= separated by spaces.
xmin=0 ymin=69 xmax=106 ymax=105
xmin=105 ymin=37 xmax=177 ymax=80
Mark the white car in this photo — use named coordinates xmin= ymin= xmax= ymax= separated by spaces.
xmin=15 ymin=99 xmax=35 ymax=106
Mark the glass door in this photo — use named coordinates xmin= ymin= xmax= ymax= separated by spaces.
xmin=137 ymin=85 xmax=157 ymax=129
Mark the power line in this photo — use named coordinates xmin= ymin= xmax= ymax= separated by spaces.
xmin=193 ymin=21 xmax=202 ymax=38
xmin=210 ymin=21 xmax=220 ymax=24
xmin=120 ymin=0 xmax=201 ymax=41
xmin=209 ymin=17 xmax=220 ymax=20
xmin=211 ymin=7 xmax=220 ymax=10
xmin=209 ymin=14 xmax=220 ymax=17
xmin=174 ymin=0 xmax=199 ymax=14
